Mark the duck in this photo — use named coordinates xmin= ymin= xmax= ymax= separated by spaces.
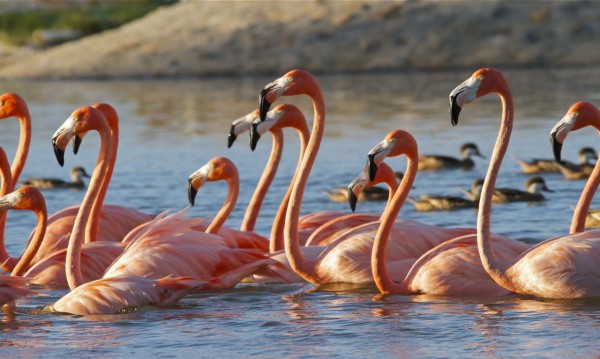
xmin=461 ymin=177 xmax=553 ymax=203
xmin=418 ymin=142 xmax=484 ymax=170
xmin=21 ymin=166 xmax=90 ymax=189
xmin=408 ymin=194 xmax=477 ymax=212
xmin=324 ymin=171 xmax=404 ymax=202
xmin=555 ymin=147 xmax=597 ymax=179
xmin=516 ymin=146 xmax=597 ymax=174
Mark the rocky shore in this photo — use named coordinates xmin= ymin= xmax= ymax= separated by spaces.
xmin=0 ymin=0 xmax=598 ymax=79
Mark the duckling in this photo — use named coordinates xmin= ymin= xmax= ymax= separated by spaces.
xmin=325 ymin=171 xmax=403 ymax=202
xmin=555 ymin=147 xmax=597 ymax=179
xmin=21 ymin=166 xmax=90 ymax=189
xmin=418 ymin=142 xmax=484 ymax=170
xmin=492 ymin=176 xmax=553 ymax=203
xmin=516 ymin=146 xmax=597 ymax=174
xmin=408 ymin=195 xmax=477 ymax=212
xmin=410 ymin=179 xmax=480 ymax=211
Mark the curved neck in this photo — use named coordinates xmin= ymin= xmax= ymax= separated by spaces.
xmin=284 ymin=88 xmax=325 ymax=282
xmin=0 ymin=149 xmax=13 ymax=269
xmin=571 ymin=132 xmax=600 ymax=233
xmin=86 ymin=122 xmax=118 ymax=243
xmin=11 ymin=205 xmax=47 ymax=276
xmin=380 ymin=174 xmax=400 ymax=220
xmin=477 ymin=89 xmax=515 ymax=290
xmin=66 ymin=126 xmax=111 ymax=289
xmin=12 ymin=114 xmax=31 ymax=189
xmin=206 ymin=172 xmax=239 ymax=235
xmin=241 ymin=129 xmax=283 ymax=232
xmin=270 ymin=125 xmax=309 ymax=252
xmin=371 ymin=155 xmax=417 ymax=294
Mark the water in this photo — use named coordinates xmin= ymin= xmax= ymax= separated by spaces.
xmin=2 ymin=68 xmax=600 ymax=357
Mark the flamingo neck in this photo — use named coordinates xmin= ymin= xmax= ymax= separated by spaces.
xmin=206 ymin=173 xmax=239 ymax=235
xmin=284 ymin=88 xmax=325 ymax=282
xmin=241 ymin=129 xmax=283 ymax=232
xmin=0 ymin=150 xmax=14 ymax=271
xmin=371 ymin=155 xmax=417 ymax=295
xmin=271 ymin=125 xmax=309 ymax=252
xmin=11 ymin=204 xmax=47 ymax=276
xmin=380 ymin=174 xmax=400 ymax=220
xmin=570 ymin=127 xmax=600 ymax=233
xmin=11 ymin=113 xmax=31 ymax=189
xmin=86 ymin=123 xmax=118 ymax=243
xmin=477 ymin=89 xmax=515 ymax=291
xmin=66 ymin=126 xmax=111 ymax=289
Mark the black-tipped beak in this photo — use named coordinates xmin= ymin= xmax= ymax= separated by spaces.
xmin=259 ymin=85 xmax=276 ymax=121
xmin=52 ymin=138 xmax=65 ymax=167
xmin=227 ymin=125 xmax=237 ymax=148
xmin=550 ymin=132 xmax=562 ymax=162
xmin=250 ymin=123 xmax=261 ymax=151
xmin=187 ymin=178 xmax=198 ymax=206
xmin=450 ymin=95 xmax=462 ymax=126
xmin=348 ymin=188 xmax=358 ymax=212
xmin=544 ymin=186 xmax=554 ymax=193
xmin=367 ymin=154 xmax=378 ymax=182
xmin=72 ymin=135 xmax=82 ymax=155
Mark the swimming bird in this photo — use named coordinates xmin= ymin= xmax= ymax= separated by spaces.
xmin=555 ymin=148 xmax=597 ymax=179
xmin=515 ymin=146 xmax=597 ymax=174
xmin=252 ymin=70 xmax=476 ymax=285
xmin=492 ymin=176 xmax=553 ymax=203
xmin=418 ymin=142 xmax=484 ymax=170
xmin=21 ymin=166 xmax=90 ymax=189
xmin=451 ymin=68 xmax=600 ymax=298
xmin=323 ymin=171 xmax=403 ymax=203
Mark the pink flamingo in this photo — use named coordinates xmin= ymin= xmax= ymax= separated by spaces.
xmin=0 ymin=276 xmax=37 ymax=309
xmin=365 ymin=130 xmax=529 ymax=297
xmin=451 ymin=68 xmax=600 ymax=298
xmin=304 ymin=162 xmax=399 ymax=247
xmin=11 ymin=103 xmax=154 ymax=271
xmin=251 ymin=103 xmax=356 ymax=247
xmin=254 ymin=70 xmax=476 ymax=284
xmin=44 ymin=113 xmax=270 ymax=315
xmin=186 ymin=156 xmax=268 ymax=251
xmin=0 ymin=93 xmax=31 ymax=270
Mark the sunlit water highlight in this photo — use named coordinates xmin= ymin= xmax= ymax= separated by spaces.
xmin=2 ymin=68 xmax=600 ymax=357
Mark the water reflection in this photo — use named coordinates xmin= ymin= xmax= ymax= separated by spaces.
xmin=1 ymin=68 xmax=600 ymax=356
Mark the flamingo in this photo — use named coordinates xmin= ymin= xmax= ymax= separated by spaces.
xmin=186 ymin=156 xmax=269 ymax=251
xmin=43 ymin=111 xmax=271 ymax=315
xmin=0 ymin=276 xmax=37 ymax=309
xmin=450 ymin=68 xmax=600 ymax=298
xmin=364 ymin=130 xmax=529 ymax=297
xmin=304 ymin=162 xmax=399 ymax=247
xmin=6 ymin=103 xmax=155 ymax=273
xmin=252 ymin=70 xmax=476 ymax=284
xmin=0 ymin=93 xmax=32 ymax=270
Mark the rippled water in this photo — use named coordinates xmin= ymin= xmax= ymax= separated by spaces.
xmin=2 ymin=68 xmax=600 ymax=357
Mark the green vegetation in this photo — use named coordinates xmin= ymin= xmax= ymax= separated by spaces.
xmin=0 ymin=0 xmax=178 ymax=46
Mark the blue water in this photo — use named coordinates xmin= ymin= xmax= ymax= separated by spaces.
xmin=2 ymin=68 xmax=600 ymax=357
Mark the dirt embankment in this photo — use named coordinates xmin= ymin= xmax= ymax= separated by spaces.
xmin=0 ymin=0 xmax=598 ymax=79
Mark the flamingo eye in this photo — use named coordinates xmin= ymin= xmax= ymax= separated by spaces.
xmin=0 ymin=100 xmax=4 ymax=107
xmin=572 ymin=111 xmax=580 ymax=118
xmin=476 ymin=75 xmax=485 ymax=81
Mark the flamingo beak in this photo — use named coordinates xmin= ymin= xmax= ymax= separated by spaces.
xmin=51 ymin=137 xmax=65 ymax=167
xmin=348 ymin=188 xmax=358 ymax=212
xmin=259 ymin=83 xmax=277 ymax=121
xmin=449 ymin=93 xmax=462 ymax=126
xmin=227 ymin=124 xmax=237 ymax=148
xmin=187 ymin=178 xmax=198 ymax=206
xmin=550 ymin=132 xmax=563 ymax=162
xmin=367 ymin=154 xmax=378 ymax=182
xmin=250 ymin=122 xmax=261 ymax=152
xmin=72 ymin=135 xmax=82 ymax=155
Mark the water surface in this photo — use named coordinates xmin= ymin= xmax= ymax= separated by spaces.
xmin=2 ymin=68 xmax=600 ymax=357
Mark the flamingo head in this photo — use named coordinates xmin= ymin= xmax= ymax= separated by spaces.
xmin=449 ymin=68 xmax=507 ymax=126
xmin=366 ymin=130 xmax=417 ymax=181
xmin=0 ymin=186 xmax=46 ymax=213
xmin=187 ymin=157 xmax=237 ymax=206
xmin=346 ymin=168 xmax=369 ymax=212
xmin=550 ymin=102 xmax=600 ymax=162
xmin=228 ymin=110 xmax=259 ymax=148
xmin=250 ymin=105 xmax=287 ymax=151
xmin=0 ymin=93 xmax=28 ymax=120
xmin=51 ymin=107 xmax=108 ymax=167
xmin=259 ymin=69 xmax=317 ymax=120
